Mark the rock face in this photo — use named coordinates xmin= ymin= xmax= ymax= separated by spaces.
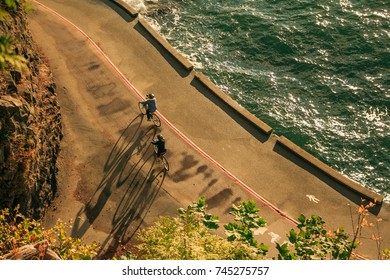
xmin=0 ymin=3 xmax=62 ymax=219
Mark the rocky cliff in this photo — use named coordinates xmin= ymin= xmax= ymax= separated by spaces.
xmin=0 ymin=2 xmax=62 ymax=219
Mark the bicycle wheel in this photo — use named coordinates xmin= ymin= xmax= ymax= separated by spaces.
xmin=138 ymin=102 xmax=147 ymax=115
xmin=161 ymin=155 xmax=169 ymax=171
xmin=151 ymin=114 xmax=161 ymax=127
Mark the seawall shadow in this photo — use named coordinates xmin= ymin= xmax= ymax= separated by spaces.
xmin=190 ymin=77 xmax=270 ymax=143
xmin=134 ymin=22 xmax=192 ymax=78
xmin=273 ymin=142 xmax=382 ymax=215
xmin=101 ymin=0 xmax=137 ymax=23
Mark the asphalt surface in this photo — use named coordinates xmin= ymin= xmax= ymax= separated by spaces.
xmin=28 ymin=0 xmax=390 ymax=259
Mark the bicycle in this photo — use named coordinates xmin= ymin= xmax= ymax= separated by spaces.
xmin=154 ymin=145 xmax=169 ymax=171
xmin=138 ymin=102 xmax=161 ymax=127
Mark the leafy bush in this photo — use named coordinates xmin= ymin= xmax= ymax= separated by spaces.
xmin=2 ymin=200 xmax=387 ymax=260
xmin=0 ymin=36 xmax=27 ymax=72
xmin=275 ymin=214 xmax=357 ymax=260
xmin=224 ymin=200 xmax=268 ymax=255
xmin=133 ymin=197 xmax=267 ymax=260
xmin=0 ymin=206 xmax=99 ymax=260
xmin=0 ymin=0 xmax=28 ymax=71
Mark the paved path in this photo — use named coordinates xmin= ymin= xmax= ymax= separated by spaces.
xmin=28 ymin=0 xmax=389 ymax=259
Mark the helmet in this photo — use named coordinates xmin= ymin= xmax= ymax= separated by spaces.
xmin=147 ymin=93 xmax=155 ymax=98
xmin=157 ymin=134 xmax=164 ymax=140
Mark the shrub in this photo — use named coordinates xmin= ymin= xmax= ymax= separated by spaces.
xmin=0 ymin=206 xmax=99 ymax=260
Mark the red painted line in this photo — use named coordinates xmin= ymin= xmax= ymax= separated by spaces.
xmin=32 ymin=0 xmax=297 ymax=226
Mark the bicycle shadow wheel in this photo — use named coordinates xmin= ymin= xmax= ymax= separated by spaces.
xmin=98 ymin=158 xmax=168 ymax=257
xmin=115 ymin=127 xmax=157 ymax=187
xmin=104 ymin=114 xmax=143 ymax=172
xmin=111 ymin=150 xmax=168 ymax=229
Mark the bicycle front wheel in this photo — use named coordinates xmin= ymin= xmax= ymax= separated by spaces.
xmin=139 ymin=102 xmax=147 ymax=115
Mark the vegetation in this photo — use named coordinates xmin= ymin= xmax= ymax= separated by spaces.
xmin=0 ymin=198 xmax=388 ymax=260
xmin=224 ymin=200 xmax=268 ymax=255
xmin=133 ymin=197 xmax=266 ymax=260
xmin=0 ymin=35 xmax=27 ymax=71
xmin=0 ymin=206 xmax=99 ymax=260
xmin=117 ymin=198 xmax=389 ymax=260
xmin=275 ymin=214 xmax=356 ymax=260
xmin=351 ymin=200 xmax=389 ymax=260
xmin=0 ymin=0 xmax=28 ymax=71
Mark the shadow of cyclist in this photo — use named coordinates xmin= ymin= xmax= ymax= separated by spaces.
xmin=98 ymin=164 xmax=168 ymax=258
xmin=71 ymin=115 xmax=166 ymax=243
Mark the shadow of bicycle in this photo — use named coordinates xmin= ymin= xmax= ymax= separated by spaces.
xmin=99 ymin=164 xmax=167 ymax=258
xmin=70 ymin=114 xmax=168 ymax=257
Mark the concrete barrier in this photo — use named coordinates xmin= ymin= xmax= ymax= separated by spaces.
xmin=276 ymin=136 xmax=383 ymax=205
xmin=194 ymin=72 xmax=273 ymax=135
xmin=137 ymin=18 xmax=194 ymax=72
xmin=111 ymin=0 xmax=139 ymax=17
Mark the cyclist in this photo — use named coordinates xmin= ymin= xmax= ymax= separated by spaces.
xmin=139 ymin=93 xmax=157 ymax=121
xmin=151 ymin=134 xmax=166 ymax=159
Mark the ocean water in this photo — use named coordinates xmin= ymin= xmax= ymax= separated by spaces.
xmin=125 ymin=0 xmax=390 ymax=201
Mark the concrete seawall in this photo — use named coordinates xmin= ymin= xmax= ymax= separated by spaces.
xmin=194 ymin=73 xmax=273 ymax=136
xmin=112 ymin=0 xmax=138 ymax=17
xmin=110 ymin=0 xmax=383 ymax=205
xmin=137 ymin=18 xmax=193 ymax=72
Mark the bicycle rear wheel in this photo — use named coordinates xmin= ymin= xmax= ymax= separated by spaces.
xmin=138 ymin=102 xmax=147 ymax=115
xmin=151 ymin=114 xmax=161 ymax=127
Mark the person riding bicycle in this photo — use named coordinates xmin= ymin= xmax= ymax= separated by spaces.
xmin=151 ymin=134 xmax=166 ymax=159
xmin=140 ymin=93 xmax=157 ymax=121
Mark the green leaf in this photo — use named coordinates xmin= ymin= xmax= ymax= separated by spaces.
xmin=258 ymin=243 xmax=269 ymax=253
xmin=289 ymin=229 xmax=297 ymax=243
xmin=197 ymin=197 xmax=206 ymax=208
xmin=298 ymin=214 xmax=306 ymax=224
